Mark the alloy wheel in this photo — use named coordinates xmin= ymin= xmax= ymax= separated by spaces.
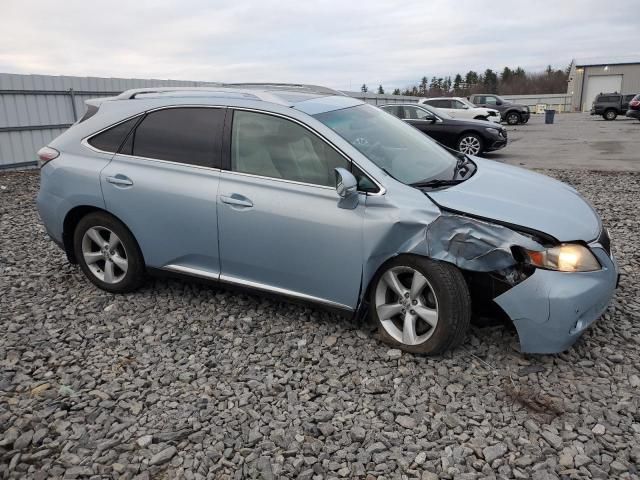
xmin=458 ymin=136 xmax=481 ymax=155
xmin=506 ymin=113 xmax=520 ymax=125
xmin=605 ymin=111 xmax=616 ymax=120
xmin=374 ymin=266 xmax=439 ymax=346
xmin=81 ymin=226 xmax=128 ymax=284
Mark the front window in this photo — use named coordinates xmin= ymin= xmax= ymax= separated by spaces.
xmin=484 ymin=96 xmax=498 ymax=105
xmin=314 ymin=104 xmax=457 ymax=185
xmin=231 ymin=110 xmax=349 ymax=187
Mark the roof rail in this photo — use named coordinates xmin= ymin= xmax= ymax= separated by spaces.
xmin=115 ymin=83 xmax=345 ymax=100
xmin=222 ymin=83 xmax=346 ymax=96
xmin=115 ymin=86 xmax=224 ymax=100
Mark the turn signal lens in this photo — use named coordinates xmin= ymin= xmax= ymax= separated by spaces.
xmin=525 ymin=244 xmax=600 ymax=272
xmin=37 ymin=146 xmax=59 ymax=168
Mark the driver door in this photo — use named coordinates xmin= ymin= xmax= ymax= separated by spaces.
xmin=217 ymin=110 xmax=365 ymax=309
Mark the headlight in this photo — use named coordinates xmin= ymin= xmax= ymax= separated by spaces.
xmin=524 ymin=244 xmax=600 ymax=272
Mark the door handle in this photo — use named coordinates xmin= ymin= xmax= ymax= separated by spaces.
xmin=106 ymin=175 xmax=133 ymax=187
xmin=220 ymin=194 xmax=253 ymax=208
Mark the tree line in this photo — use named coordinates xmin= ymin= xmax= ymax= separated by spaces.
xmin=361 ymin=64 xmax=570 ymax=97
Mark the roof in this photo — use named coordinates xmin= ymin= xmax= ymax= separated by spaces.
xmin=574 ymin=55 xmax=640 ymax=67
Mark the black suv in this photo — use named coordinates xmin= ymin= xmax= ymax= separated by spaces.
xmin=468 ymin=94 xmax=531 ymax=125
xmin=591 ymin=93 xmax=637 ymax=120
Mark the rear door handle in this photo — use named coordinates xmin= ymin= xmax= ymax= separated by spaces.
xmin=106 ymin=175 xmax=133 ymax=187
xmin=220 ymin=194 xmax=253 ymax=208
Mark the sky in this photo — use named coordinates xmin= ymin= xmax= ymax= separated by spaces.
xmin=1 ymin=0 xmax=638 ymax=91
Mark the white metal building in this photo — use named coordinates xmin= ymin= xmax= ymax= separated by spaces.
xmin=567 ymin=56 xmax=640 ymax=112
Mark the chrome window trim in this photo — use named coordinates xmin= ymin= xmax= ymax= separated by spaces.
xmin=222 ymin=169 xmax=335 ymax=191
xmin=107 ymin=152 xmax=223 ymax=173
xmin=162 ymin=264 xmax=353 ymax=311
xmin=228 ymin=106 xmax=386 ymax=196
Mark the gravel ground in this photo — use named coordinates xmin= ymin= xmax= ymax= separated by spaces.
xmin=1 ymin=170 xmax=639 ymax=480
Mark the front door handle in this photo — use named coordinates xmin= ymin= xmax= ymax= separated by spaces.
xmin=106 ymin=175 xmax=133 ymax=187
xmin=220 ymin=194 xmax=253 ymax=208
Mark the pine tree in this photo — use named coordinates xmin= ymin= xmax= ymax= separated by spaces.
xmin=392 ymin=88 xmax=401 ymax=95
xmin=377 ymin=85 xmax=385 ymax=94
xmin=361 ymin=84 xmax=368 ymax=93
xmin=453 ymin=74 xmax=462 ymax=92
xmin=419 ymin=76 xmax=428 ymax=95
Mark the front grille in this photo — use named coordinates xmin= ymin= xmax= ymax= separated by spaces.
xmin=597 ymin=227 xmax=611 ymax=255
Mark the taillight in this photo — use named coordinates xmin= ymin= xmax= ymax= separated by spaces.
xmin=37 ymin=146 xmax=60 ymax=168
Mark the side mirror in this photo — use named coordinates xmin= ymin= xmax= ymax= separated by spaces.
xmin=335 ymin=168 xmax=357 ymax=198
xmin=335 ymin=168 xmax=359 ymax=209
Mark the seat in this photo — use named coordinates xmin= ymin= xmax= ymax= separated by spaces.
xmin=233 ymin=120 xmax=281 ymax=178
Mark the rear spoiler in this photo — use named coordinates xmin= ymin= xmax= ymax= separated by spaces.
xmin=77 ymin=96 xmax=118 ymax=123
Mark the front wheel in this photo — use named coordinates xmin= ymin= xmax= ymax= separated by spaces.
xmin=506 ymin=112 xmax=521 ymax=125
xmin=73 ymin=211 xmax=145 ymax=293
xmin=603 ymin=110 xmax=617 ymax=121
xmin=369 ymin=256 xmax=471 ymax=355
xmin=457 ymin=133 xmax=483 ymax=156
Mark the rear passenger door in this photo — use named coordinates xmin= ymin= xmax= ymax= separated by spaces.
xmin=98 ymin=107 xmax=225 ymax=276
xmin=216 ymin=109 xmax=365 ymax=309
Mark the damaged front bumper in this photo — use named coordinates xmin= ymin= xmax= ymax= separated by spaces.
xmin=494 ymin=246 xmax=618 ymax=354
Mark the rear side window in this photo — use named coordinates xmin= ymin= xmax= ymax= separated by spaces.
xmin=121 ymin=108 xmax=225 ymax=168
xmin=88 ymin=117 xmax=139 ymax=153
xmin=473 ymin=96 xmax=485 ymax=104
xmin=430 ymin=100 xmax=451 ymax=108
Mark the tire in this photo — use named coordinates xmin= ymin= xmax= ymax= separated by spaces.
xmin=521 ymin=117 xmax=529 ymax=124
xmin=603 ymin=110 xmax=617 ymax=121
xmin=369 ymin=256 xmax=471 ymax=355
xmin=73 ymin=211 xmax=145 ymax=293
xmin=505 ymin=111 xmax=521 ymax=125
xmin=456 ymin=133 xmax=484 ymax=156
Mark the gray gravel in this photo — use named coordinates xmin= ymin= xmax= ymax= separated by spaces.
xmin=1 ymin=170 xmax=639 ymax=480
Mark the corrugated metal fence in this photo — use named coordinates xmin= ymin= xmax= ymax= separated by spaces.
xmin=0 ymin=73 xmax=223 ymax=169
xmin=0 ymin=73 xmax=420 ymax=169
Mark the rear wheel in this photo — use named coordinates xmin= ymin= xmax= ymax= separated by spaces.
xmin=457 ymin=133 xmax=483 ymax=156
xmin=603 ymin=110 xmax=617 ymax=121
xmin=73 ymin=212 xmax=145 ymax=293
xmin=506 ymin=111 xmax=521 ymax=125
xmin=369 ymin=256 xmax=471 ymax=355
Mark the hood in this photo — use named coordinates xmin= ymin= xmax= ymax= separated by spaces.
xmin=427 ymin=158 xmax=601 ymax=242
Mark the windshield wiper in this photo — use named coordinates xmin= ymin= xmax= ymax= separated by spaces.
xmin=409 ymin=178 xmax=465 ymax=188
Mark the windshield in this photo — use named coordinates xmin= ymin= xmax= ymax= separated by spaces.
xmin=458 ymin=98 xmax=477 ymax=108
xmin=314 ymin=104 xmax=456 ymax=184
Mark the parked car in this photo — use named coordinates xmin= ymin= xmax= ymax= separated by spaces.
xmin=419 ymin=97 xmax=501 ymax=123
xmin=468 ymin=94 xmax=531 ymax=125
xmin=591 ymin=93 xmax=637 ymax=120
xmin=380 ymin=103 xmax=507 ymax=156
xmin=37 ymin=84 xmax=618 ymax=355
xmin=626 ymin=93 xmax=640 ymax=121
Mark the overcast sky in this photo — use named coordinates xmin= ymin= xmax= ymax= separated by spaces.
xmin=1 ymin=0 xmax=638 ymax=90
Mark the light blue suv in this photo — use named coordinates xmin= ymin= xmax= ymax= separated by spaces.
xmin=37 ymin=84 xmax=618 ymax=355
